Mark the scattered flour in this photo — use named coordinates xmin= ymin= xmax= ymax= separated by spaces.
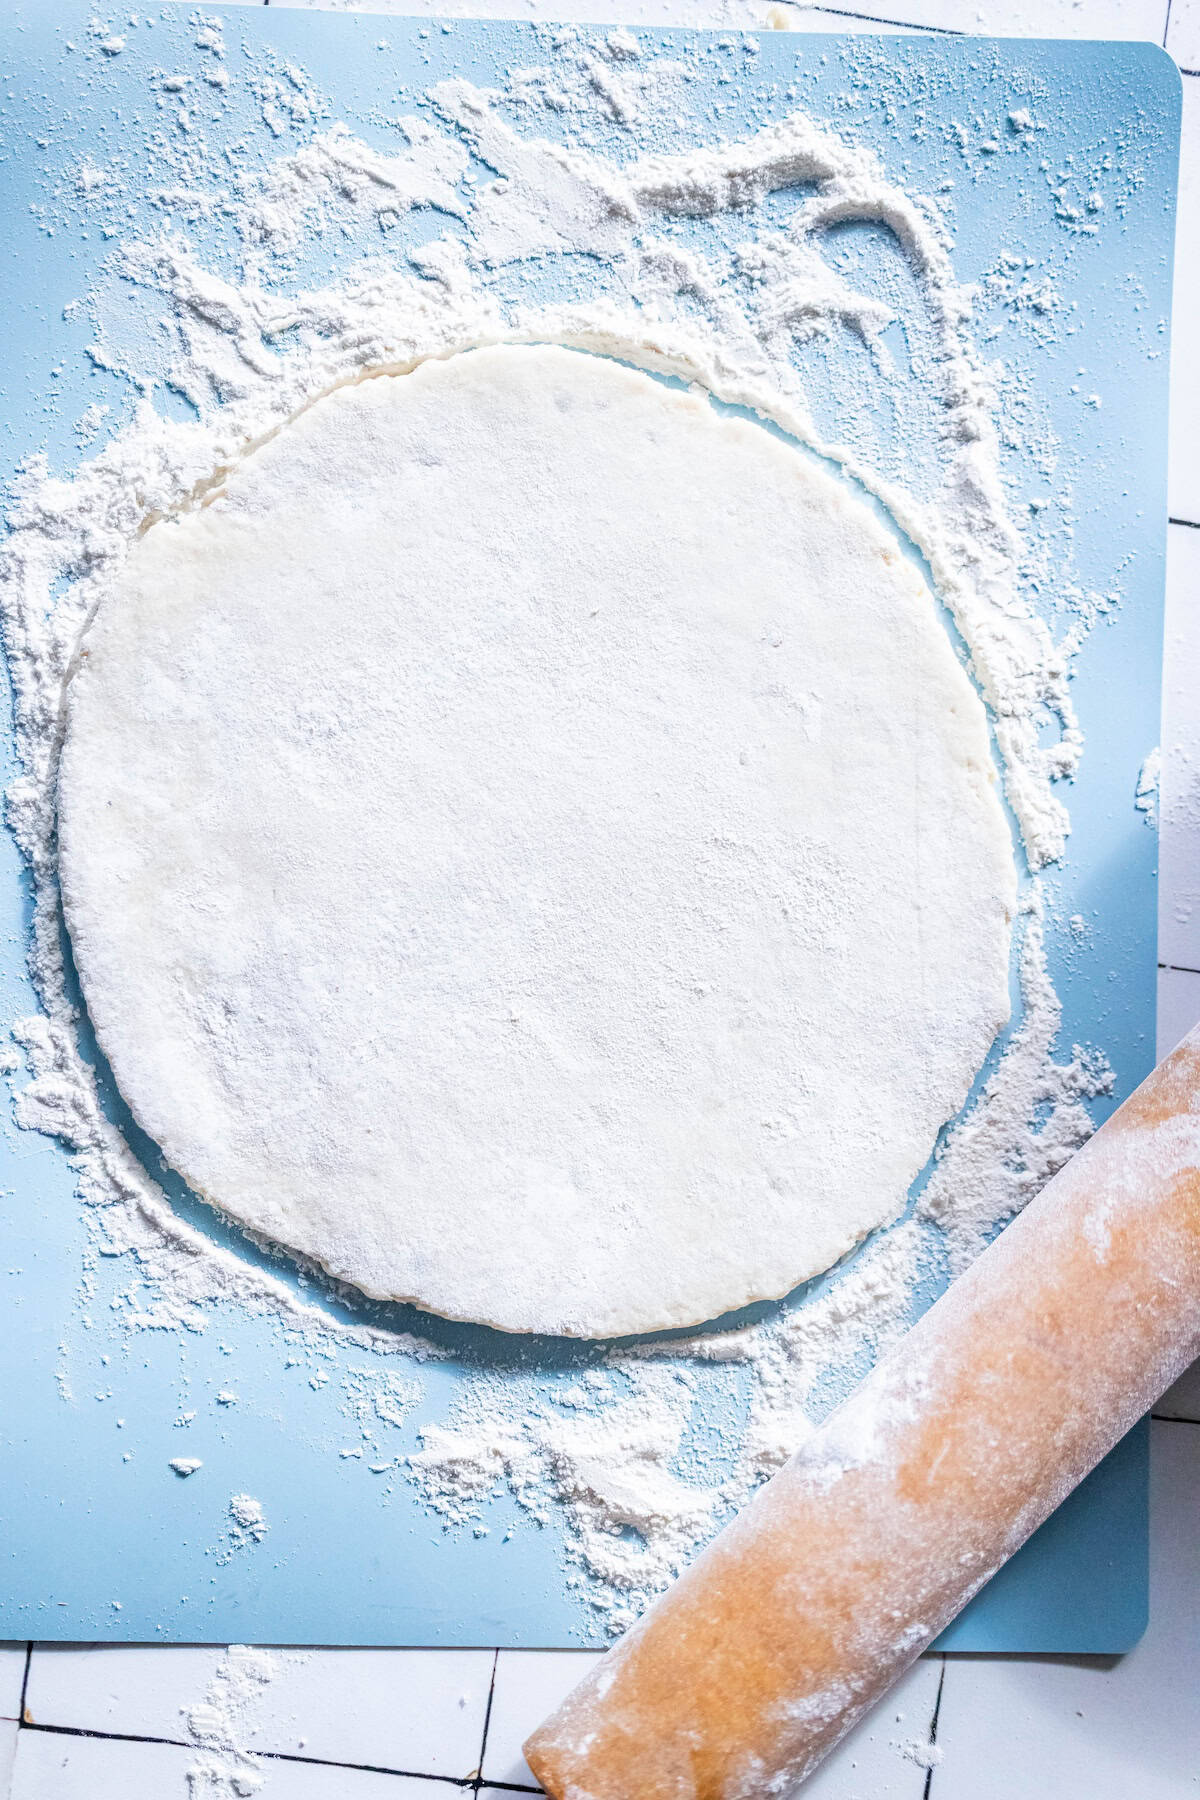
xmin=0 ymin=24 xmax=1118 ymax=1630
xmin=920 ymin=891 xmax=1113 ymax=1274
xmin=184 ymin=1644 xmax=282 ymax=1800
xmin=216 ymin=1495 xmax=271 ymax=1565
xmin=897 ymin=1735 xmax=944 ymax=1769
xmin=1136 ymin=746 xmax=1162 ymax=827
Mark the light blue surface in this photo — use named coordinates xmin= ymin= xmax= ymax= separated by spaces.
xmin=0 ymin=6 xmax=1178 ymax=1648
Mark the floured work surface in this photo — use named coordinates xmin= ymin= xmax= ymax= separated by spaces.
xmin=58 ymin=344 xmax=1015 ymax=1338
xmin=0 ymin=5 xmax=1176 ymax=1647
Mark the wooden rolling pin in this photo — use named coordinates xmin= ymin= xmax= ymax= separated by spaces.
xmin=526 ymin=1026 xmax=1200 ymax=1800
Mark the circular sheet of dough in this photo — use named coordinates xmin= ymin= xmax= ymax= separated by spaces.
xmin=58 ymin=344 xmax=1015 ymax=1338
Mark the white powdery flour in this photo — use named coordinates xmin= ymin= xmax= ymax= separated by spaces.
xmin=0 ymin=26 xmax=1111 ymax=1626
xmin=184 ymin=1643 xmax=297 ymax=1799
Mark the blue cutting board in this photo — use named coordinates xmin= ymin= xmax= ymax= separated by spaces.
xmin=0 ymin=6 xmax=1178 ymax=1650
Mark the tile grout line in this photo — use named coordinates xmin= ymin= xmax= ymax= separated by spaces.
xmin=922 ymin=1656 xmax=948 ymax=1800
xmin=473 ymin=1647 xmax=500 ymax=1791
xmin=798 ymin=4 xmax=962 ymax=31
xmin=14 ymin=1722 xmax=194 ymax=1754
xmin=1170 ymin=516 xmax=1200 ymax=529
xmin=1164 ymin=0 xmax=1174 ymax=47
xmin=257 ymin=1746 xmax=473 ymax=1784
xmin=16 ymin=1645 xmax=30 ymax=1727
xmin=15 ymin=1718 xmax=480 ymax=1787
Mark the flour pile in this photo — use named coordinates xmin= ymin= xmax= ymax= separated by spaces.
xmin=0 ymin=18 xmax=1113 ymax=1630
xmin=184 ymin=1645 xmax=276 ymax=1799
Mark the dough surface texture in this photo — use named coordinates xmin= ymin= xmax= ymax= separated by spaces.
xmin=58 ymin=344 xmax=1015 ymax=1337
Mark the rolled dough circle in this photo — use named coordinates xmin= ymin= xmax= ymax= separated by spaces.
xmin=58 ymin=344 xmax=1015 ymax=1337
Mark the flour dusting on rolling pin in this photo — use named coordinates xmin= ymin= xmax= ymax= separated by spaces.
xmin=527 ymin=1027 xmax=1200 ymax=1798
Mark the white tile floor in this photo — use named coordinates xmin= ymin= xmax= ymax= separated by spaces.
xmin=6 ymin=1729 xmax=459 ymax=1800
xmin=0 ymin=1653 xmax=25 ymax=1727
xmin=21 ymin=1644 xmax=494 ymax=1779
xmin=1 ymin=1 xmax=1197 ymax=1796
xmin=1168 ymin=0 xmax=1200 ymax=71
